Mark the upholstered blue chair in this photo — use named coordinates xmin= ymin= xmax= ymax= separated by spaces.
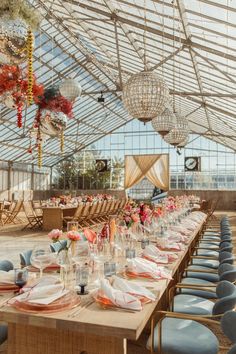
xmin=19 ymin=250 xmax=32 ymax=267
xmin=0 ymin=260 xmax=14 ymax=272
xmin=171 ymin=281 xmax=236 ymax=316
xmin=146 ymin=309 xmax=236 ymax=354
xmin=50 ymin=240 xmax=67 ymax=253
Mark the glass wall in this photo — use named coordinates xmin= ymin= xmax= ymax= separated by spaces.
xmin=59 ymin=119 xmax=236 ymax=193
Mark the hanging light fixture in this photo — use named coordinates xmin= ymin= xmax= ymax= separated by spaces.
xmin=151 ymin=106 xmax=175 ymax=137
xmin=59 ymin=79 xmax=82 ymax=101
xmin=122 ymin=0 xmax=169 ymax=123
xmin=123 ymin=72 xmax=169 ymax=123
xmin=164 ymin=127 xmax=188 ymax=146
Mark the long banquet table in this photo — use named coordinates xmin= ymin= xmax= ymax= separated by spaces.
xmin=0 ymin=213 xmax=206 ymax=354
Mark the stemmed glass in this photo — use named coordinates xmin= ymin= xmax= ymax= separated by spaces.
xmin=71 ymin=241 xmax=90 ymax=266
xmin=30 ymin=246 xmax=54 ymax=278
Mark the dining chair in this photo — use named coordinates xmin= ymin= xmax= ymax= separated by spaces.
xmin=170 ymin=281 xmax=236 ymax=317
xmin=146 ymin=309 xmax=236 ymax=354
xmin=22 ymin=201 xmax=43 ymax=230
xmin=3 ymin=200 xmax=23 ymax=225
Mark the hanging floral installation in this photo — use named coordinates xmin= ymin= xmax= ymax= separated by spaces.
xmin=31 ymin=85 xmax=75 ymax=168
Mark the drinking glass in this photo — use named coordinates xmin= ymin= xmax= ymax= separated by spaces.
xmin=76 ymin=264 xmax=89 ymax=295
xmin=67 ymin=221 xmax=79 ymax=231
xmin=71 ymin=241 xmax=90 ymax=266
xmin=30 ymin=246 xmax=54 ymax=278
xmin=104 ymin=261 xmax=116 ymax=277
xmin=14 ymin=268 xmax=28 ymax=288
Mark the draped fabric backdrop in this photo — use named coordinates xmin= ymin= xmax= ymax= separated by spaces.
xmin=124 ymin=154 xmax=169 ymax=190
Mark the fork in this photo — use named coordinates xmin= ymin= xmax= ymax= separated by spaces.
xmin=68 ymin=298 xmax=94 ymax=318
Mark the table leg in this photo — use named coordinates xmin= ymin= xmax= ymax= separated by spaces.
xmin=8 ymin=324 xmax=125 ymax=354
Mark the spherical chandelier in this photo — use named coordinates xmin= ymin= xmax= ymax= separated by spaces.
xmin=122 ymin=71 xmax=169 ymax=123
xmin=164 ymin=128 xmax=188 ymax=146
xmin=59 ymin=79 xmax=82 ymax=101
xmin=151 ymin=106 xmax=175 ymax=137
xmin=177 ymin=136 xmax=189 ymax=148
xmin=40 ymin=110 xmax=68 ymax=137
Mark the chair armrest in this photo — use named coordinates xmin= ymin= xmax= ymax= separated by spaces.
xmin=184 ymin=267 xmax=218 ymax=274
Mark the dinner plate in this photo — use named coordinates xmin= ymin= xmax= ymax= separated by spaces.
xmin=11 ymin=290 xmax=80 ymax=313
xmin=0 ymin=284 xmax=19 ymax=293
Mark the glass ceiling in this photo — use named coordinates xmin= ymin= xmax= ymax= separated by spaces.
xmin=1 ymin=0 xmax=236 ymax=167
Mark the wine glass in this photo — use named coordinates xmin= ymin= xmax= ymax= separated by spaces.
xmin=76 ymin=264 xmax=89 ymax=295
xmin=30 ymin=246 xmax=54 ymax=278
xmin=71 ymin=241 xmax=90 ymax=266
xmin=14 ymin=268 xmax=28 ymax=288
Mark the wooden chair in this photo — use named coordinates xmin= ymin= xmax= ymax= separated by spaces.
xmin=85 ymin=202 xmax=99 ymax=226
xmin=78 ymin=202 xmax=91 ymax=227
xmin=31 ymin=200 xmax=43 ymax=218
xmin=22 ymin=201 xmax=42 ymax=230
xmin=3 ymin=200 xmax=23 ymax=225
xmin=63 ymin=203 xmax=84 ymax=227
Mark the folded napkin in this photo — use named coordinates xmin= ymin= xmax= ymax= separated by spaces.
xmin=127 ymin=257 xmax=172 ymax=280
xmin=112 ymin=276 xmax=156 ymax=301
xmin=100 ymin=279 xmax=142 ymax=311
xmin=13 ymin=276 xmax=68 ymax=305
xmin=143 ymin=245 xmax=169 ymax=264
xmin=84 ymin=228 xmax=97 ymax=243
xmin=159 ymin=242 xmax=182 ymax=251
xmin=0 ymin=270 xmax=14 ymax=284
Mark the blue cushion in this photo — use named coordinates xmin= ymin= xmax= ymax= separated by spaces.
xmin=180 ymin=278 xmax=217 ymax=299
xmin=194 ymin=250 xmax=219 ymax=258
xmin=0 ymin=260 xmax=14 ymax=272
xmin=173 ymin=294 xmax=214 ymax=315
xmin=186 ymin=266 xmax=219 ymax=282
xmin=146 ymin=318 xmax=219 ymax=354
xmin=191 ymin=259 xmax=219 ymax=269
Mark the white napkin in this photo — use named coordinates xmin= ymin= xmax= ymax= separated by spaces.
xmin=143 ymin=245 xmax=168 ymax=264
xmin=0 ymin=270 xmax=14 ymax=284
xmin=127 ymin=257 xmax=172 ymax=280
xmin=100 ymin=279 xmax=142 ymax=311
xmin=112 ymin=276 xmax=156 ymax=301
xmin=14 ymin=276 xmax=68 ymax=305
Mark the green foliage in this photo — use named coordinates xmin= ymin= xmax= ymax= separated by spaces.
xmin=54 ymin=148 xmax=124 ymax=190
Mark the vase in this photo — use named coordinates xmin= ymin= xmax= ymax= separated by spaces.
xmin=58 ymin=249 xmax=74 ymax=288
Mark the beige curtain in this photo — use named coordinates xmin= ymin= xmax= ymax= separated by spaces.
xmin=125 ymin=154 xmax=169 ymax=190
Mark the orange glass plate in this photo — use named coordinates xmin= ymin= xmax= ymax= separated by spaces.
xmin=27 ymin=264 xmax=60 ymax=273
xmin=0 ymin=284 xmax=19 ymax=293
xmin=11 ymin=291 xmax=81 ymax=313
xmin=93 ymin=292 xmax=143 ymax=311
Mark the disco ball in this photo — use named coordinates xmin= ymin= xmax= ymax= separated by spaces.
xmin=59 ymin=79 xmax=82 ymax=101
xmin=122 ymin=71 xmax=169 ymax=123
xmin=0 ymin=14 xmax=29 ymax=65
xmin=40 ymin=110 xmax=67 ymax=137
xmin=1 ymin=92 xmax=16 ymax=108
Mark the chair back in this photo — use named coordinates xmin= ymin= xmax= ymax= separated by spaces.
xmin=73 ymin=203 xmax=84 ymax=220
xmin=20 ymin=250 xmax=32 ymax=266
xmin=50 ymin=240 xmax=67 ymax=253
xmin=221 ymin=311 xmax=236 ymax=345
xmin=81 ymin=202 xmax=91 ymax=218
xmin=213 ymin=281 xmax=236 ymax=315
xmin=0 ymin=260 xmax=14 ymax=271
xmin=219 ymin=251 xmax=234 ymax=265
xmin=23 ymin=201 xmax=35 ymax=217
xmin=32 ymin=200 xmax=42 ymax=217
xmin=219 ymin=264 xmax=236 ymax=283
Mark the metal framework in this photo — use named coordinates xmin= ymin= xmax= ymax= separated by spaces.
xmin=0 ymin=0 xmax=236 ymax=167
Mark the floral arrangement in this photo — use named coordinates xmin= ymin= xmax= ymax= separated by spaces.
xmin=48 ymin=229 xmax=63 ymax=243
xmin=0 ymin=0 xmax=42 ymax=30
xmin=0 ymin=65 xmax=44 ymax=127
xmin=121 ymin=201 xmax=152 ymax=227
xmin=67 ymin=230 xmax=82 ymax=241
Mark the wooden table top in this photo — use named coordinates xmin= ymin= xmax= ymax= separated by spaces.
xmin=0 ymin=214 xmax=206 ymax=341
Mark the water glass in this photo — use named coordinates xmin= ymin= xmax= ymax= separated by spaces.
xmin=104 ymin=261 xmax=116 ymax=277
xmin=30 ymin=246 xmax=54 ymax=278
xmin=67 ymin=221 xmax=79 ymax=231
xmin=14 ymin=268 xmax=28 ymax=288
xmin=125 ymin=248 xmax=136 ymax=259
xmin=76 ymin=264 xmax=89 ymax=295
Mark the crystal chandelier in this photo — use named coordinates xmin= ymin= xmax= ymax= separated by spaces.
xmin=123 ymin=71 xmax=169 ymax=123
xmin=164 ymin=111 xmax=189 ymax=146
xmin=151 ymin=106 xmax=174 ymax=137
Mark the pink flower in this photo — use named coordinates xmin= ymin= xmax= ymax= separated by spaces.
xmin=67 ymin=230 xmax=82 ymax=241
xmin=48 ymin=229 xmax=63 ymax=242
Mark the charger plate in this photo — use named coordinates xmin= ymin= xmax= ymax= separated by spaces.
xmin=11 ymin=291 xmax=80 ymax=313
